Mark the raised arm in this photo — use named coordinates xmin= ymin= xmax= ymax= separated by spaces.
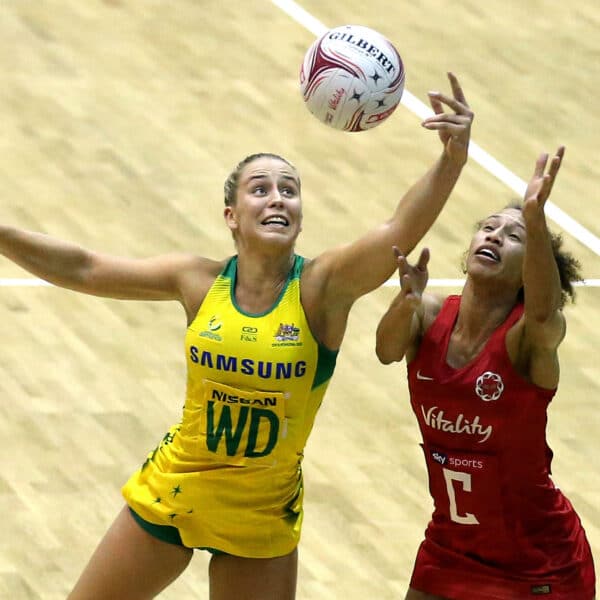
xmin=508 ymin=147 xmax=568 ymax=389
xmin=315 ymin=72 xmax=473 ymax=306
xmin=522 ymin=148 xmax=565 ymax=319
xmin=376 ymin=246 xmax=430 ymax=364
xmin=0 ymin=225 xmax=209 ymax=305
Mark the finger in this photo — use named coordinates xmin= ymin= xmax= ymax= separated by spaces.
xmin=422 ymin=113 xmax=472 ymax=126
xmin=400 ymin=273 xmax=413 ymax=293
xmin=427 ymin=93 xmax=444 ymax=115
xmin=532 ymin=152 xmax=549 ymax=179
xmin=447 ymin=72 xmax=469 ymax=107
xmin=547 ymin=148 xmax=564 ymax=179
xmin=543 ymin=147 xmax=565 ymax=197
xmin=416 ymin=247 xmax=430 ymax=271
xmin=421 ymin=121 xmax=470 ymax=138
xmin=426 ymin=91 xmax=472 ymax=116
xmin=396 ymin=254 xmax=411 ymax=278
xmin=540 ymin=164 xmax=559 ymax=202
xmin=392 ymin=245 xmax=401 ymax=259
xmin=546 ymin=155 xmax=562 ymax=184
xmin=537 ymin=174 xmax=553 ymax=206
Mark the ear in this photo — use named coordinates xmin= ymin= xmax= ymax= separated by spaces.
xmin=224 ymin=206 xmax=238 ymax=232
xmin=460 ymin=248 xmax=469 ymax=274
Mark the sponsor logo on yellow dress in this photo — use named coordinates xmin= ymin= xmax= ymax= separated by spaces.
xmin=199 ymin=315 xmax=223 ymax=341
xmin=273 ymin=322 xmax=302 ymax=347
xmin=240 ymin=325 xmax=258 ymax=342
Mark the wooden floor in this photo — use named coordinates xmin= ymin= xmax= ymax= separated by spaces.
xmin=1 ymin=1 xmax=598 ymax=598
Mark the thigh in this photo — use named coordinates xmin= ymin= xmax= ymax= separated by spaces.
xmin=68 ymin=505 xmax=194 ymax=600
xmin=405 ymin=587 xmax=449 ymax=600
xmin=209 ymin=547 xmax=298 ymax=600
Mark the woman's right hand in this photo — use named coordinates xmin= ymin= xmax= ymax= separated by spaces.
xmin=393 ymin=245 xmax=430 ymax=311
xmin=375 ymin=247 xmax=430 ymax=365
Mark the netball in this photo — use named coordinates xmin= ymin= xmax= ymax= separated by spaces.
xmin=299 ymin=25 xmax=405 ymax=132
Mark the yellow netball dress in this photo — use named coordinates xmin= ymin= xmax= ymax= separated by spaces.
xmin=122 ymin=255 xmax=338 ymax=557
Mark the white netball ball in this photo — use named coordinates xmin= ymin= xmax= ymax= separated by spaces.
xmin=299 ymin=25 xmax=405 ymax=132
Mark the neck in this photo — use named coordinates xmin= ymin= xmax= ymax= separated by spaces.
xmin=456 ymin=277 xmax=518 ymax=339
xmin=236 ymin=247 xmax=294 ymax=282
xmin=233 ymin=249 xmax=295 ymax=313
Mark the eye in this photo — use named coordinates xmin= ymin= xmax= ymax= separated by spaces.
xmin=482 ymin=225 xmax=494 ymax=232
xmin=252 ymin=186 xmax=266 ymax=195
xmin=509 ymin=233 xmax=521 ymax=241
xmin=280 ymin=187 xmax=296 ymax=197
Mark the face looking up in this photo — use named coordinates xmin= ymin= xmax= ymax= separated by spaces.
xmin=224 ymin=157 xmax=303 ymax=248
xmin=466 ymin=208 xmax=526 ymax=289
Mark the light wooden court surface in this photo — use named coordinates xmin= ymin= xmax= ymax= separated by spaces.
xmin=0 ymin=1 xmax=598 ymax=598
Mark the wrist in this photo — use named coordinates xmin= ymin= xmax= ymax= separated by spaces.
xmin=524 ymin=214 xmax=549 ymax=236
xmin=441 ymin=146 xmax=468 ymax=169
xmin=391 ymin=294 xmax=420 ymax=314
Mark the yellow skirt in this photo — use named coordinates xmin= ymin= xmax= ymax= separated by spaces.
xmin=122 ymin=424 xmax=304 ymax=558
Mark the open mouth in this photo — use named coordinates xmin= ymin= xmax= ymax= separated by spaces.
xmin=475 ymin=247 xmax=500 ymax=262
xmin=261 ymin=215 xmax=289 ymax=227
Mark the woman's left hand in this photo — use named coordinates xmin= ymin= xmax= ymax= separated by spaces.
xmin=523 ymin=146 xmax=565 ymax=220
xmin=421 ymin=72 xmax=474 ymax=162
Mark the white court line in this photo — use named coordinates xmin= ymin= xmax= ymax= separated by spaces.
xmin=0 ymin=279 xmax=52 ymax=287
xmin=383 ymin=279 xmax=600 ymax=288
xmin=273 ymin=0 xmax=600 ymax=258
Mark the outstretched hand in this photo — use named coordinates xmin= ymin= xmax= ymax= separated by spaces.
xmin=523 ymin=146 xmax=565 ymax=221
xmin=421 ymin=72 xmax=473 ymax=162
xmin=393 ymin=246 xmax=429 ymax=310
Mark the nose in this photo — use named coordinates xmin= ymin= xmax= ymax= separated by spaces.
xmin=485 ymin=228 xmax=503 ymax=245
xmin=268 ymin=190 xmax=284 ymax=207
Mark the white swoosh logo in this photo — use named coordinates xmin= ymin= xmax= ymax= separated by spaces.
xmin=416 ymin=370 xmax=434 ymax=381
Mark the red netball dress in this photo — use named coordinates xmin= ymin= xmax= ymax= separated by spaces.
xmin=407 ymin=295 xmax=595 ymax=600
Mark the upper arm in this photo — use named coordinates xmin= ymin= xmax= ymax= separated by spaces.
xmin=79 ymin=252 xmax=217 ymax=307
xmin=375 ymin=304 xmax=421 ymax=365
xmin=405 ymin=293 xmax=444 ymax=362
xmin=375 ymin=292 xmax=442 ymax=365
xmin=301 ymin=250 xmax=385 ymax=349
xmin=508 ymin=309 xmax=566 ymax=388
xmin=522 ymin=309 xmax=566 ymax=350
xmin=319 ymin=222 xmax=405 ymax=304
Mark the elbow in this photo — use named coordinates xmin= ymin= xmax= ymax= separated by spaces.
xmin=530 ymin=313 xmax=554 ymax=326
xmin=376 ymin=350 xmax=390 ymax=365
xmin=376 ymin=322 xmax=405 ymax=364
xmin=527 ymin=303 xmax=561 ymax=326
xmin=62 ymin=249 xmax=98 ymax=291
xmin=375 ymin=343 xmax=402 ymax=365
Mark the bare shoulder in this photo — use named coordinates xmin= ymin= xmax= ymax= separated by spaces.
xmin=506 ymin=309 xmax=566 ymax=389
xmin=507 ymin=308 xmax=566 ymax=352
xmin=177 ymin=254 xmax=231 ymax=323
xmin=297 ymin=256 xmax=325 ymax=313
xmin=299 ymin=248 xmax=354 ymax=307
xmin=301 ymin=248 xmax=372 ymax=311
xmin=298 ymin=255 xmax=328 ymax=302
xmin=421 ymin=293 xmax=445 ymax=332
xmin=176 ymin=253 xmax=226 ymax=277
xmin=298 ymin=253 xmax=355 ymax=349
xmin=159 ymin=252 xmax=224 ymax=290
